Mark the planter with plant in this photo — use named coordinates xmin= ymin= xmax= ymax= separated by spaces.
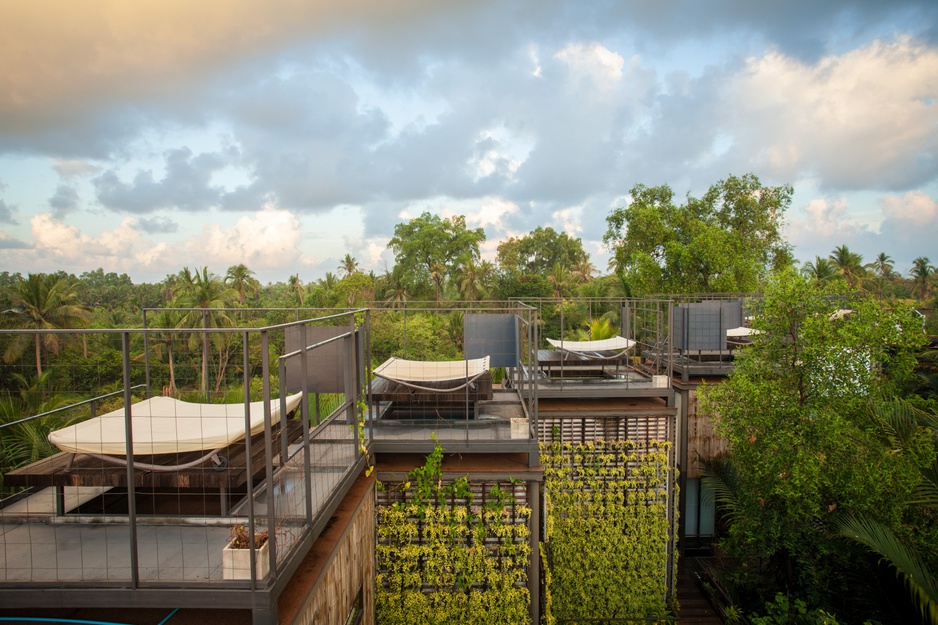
xmin=223 ymin=524 xmax=270 ymax=580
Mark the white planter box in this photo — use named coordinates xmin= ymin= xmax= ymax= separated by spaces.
xmin=222 ymin=538 xmax=270 ymax=580
xmin=510 ymin=418 xmax=529 ymax=439
xmin=652 ymin=375 xmax=670 ymax=388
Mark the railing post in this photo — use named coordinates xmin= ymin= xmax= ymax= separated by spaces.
xmin=261 ymin=330 xmax=277 ymax=584
xmin=121 ymin=332 xmax=139 ymax=588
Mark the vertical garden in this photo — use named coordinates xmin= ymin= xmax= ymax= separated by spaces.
xmin=540 ymin=439 xmax=676 ymax=623
xmin=374 ymin=443 xmax=533 ymax=625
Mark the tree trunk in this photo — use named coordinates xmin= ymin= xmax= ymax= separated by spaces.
xmin=168 ymin=341 xmax=177 ymax=396
xmin=34 ymin=334 xmax=42 ymax=377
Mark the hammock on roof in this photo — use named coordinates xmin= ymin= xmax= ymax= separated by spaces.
xmin=726 ymin=326 xmax=761 ymax=337
xmin=373 ymin=356 xmax=491 ymax=393
xmin=546 ymin=336 xmax=637 ymax=360
xmin=48 ymin=392 xmax=303 ymax=472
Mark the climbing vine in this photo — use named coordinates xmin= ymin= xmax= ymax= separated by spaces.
xmin=375 ymin=441 xmax=532 ymax=624
xmin=541 ymin=439 xmax=676 ymax=622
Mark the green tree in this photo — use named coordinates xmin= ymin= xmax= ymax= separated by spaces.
xmin=173 ymin=267 xmax=238 ymax=397
xmin=910 ymin=257 xmax=935 ymax=301
xmin=604 ymin=173 xmax=791 ymax=295
xmin=829 ymin=244 xmax=866 ymax=290
xmin=546 ymin=262 xmax=578 ymax=299
xmin=800 ymin=256 xmax=839 ymax=286
xmin=3 ymin=273 xmax=92 ymax=376
xmin=870 ymin=252 xmax=897 ymax=299
xmin=496 ymin=226 xmax=589 ymax=276
xmin=286 ymin=274 xmax=304 ymax=306
xmin=387 ymin=212 xmax=485 ymax=298
xmin=702 ymin=269 xmax=930 ymax=614
xmin=225 ymin=264 xmax=261 ymax=305
xmin=338 ymin=254 xmax=359 ymax=278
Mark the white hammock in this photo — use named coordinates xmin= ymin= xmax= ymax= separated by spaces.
xmin=546 ymin=336 xmax=636 ymax=360
xmin=48 ymin=393 xmax=303 ymax=471
xmin=373 ymin=356 xmax=490 ymax=392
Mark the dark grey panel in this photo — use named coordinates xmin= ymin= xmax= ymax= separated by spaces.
xmin=673 ymin=300 xmax=743 ymax=351
xmin=284 ymin=325 xmax=358 ymax=394
xmin=465 ymin=314 xmax=518 ymax=368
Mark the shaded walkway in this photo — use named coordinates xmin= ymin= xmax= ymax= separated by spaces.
xmin=676 ymin=559 xmax=722 ymax=625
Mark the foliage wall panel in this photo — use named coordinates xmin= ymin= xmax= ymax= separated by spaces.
xmin=375 ymin=471 xmax=532 ymax=625
xmin=541 ymin=440 xmax=676 ymax=622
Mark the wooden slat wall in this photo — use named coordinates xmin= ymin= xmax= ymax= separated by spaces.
xmin=293 ymin=486 xmax=376 ymax=625
xmin=537 ymin=414 xmax=672 ymax=444
xmin=685 ymin=387 xmax=728 ymax=478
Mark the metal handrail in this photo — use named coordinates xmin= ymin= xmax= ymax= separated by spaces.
xmin=0 ymin=384 xmax=147 ymax=429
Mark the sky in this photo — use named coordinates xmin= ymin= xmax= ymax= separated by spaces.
xmin=0 ymin=0 xmax=936 ymax=285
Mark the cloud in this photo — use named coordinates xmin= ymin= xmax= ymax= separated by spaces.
xmin=878 ymin=191 xmax=938 ymax=260
xmin=785 ymin=196 xmax=873 ymax=259
xmin=0 ymin=232 xmax=29 ymax=249
xmin=0 ymin=2 xmax=436 ymax=147
xmin=48 ymin=184 xmax=80 ymax=217
xmin=94 ymin=147 xmax=227 ymax=213
xmin=28 ymin=213 xmax=170 ymax=271
xmin=555 ymin=42 xmax=625 ymax=88
xmin=726 ymin=37 xmax=938 ymax=190
xmin=880 ymin=190 xmax=937 ymax=225
xmin=188 ymin=205 xmax=315 ymax=270
xmin=0 ymin=198 xmax=16 ymax=224
xmin=138 ymin=216 xmax=179 ymax=234
xmin=53 ymin=160 xmax=101 ymax=179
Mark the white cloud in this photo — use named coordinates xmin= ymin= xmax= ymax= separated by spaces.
xmin=551 ymin=207 xmax=583 ymax=235
xmin=728 ymin=37 xmax=938 ymax=190
xmin=463 ymin=197 xmax=518 ymax=230
xmin=880 ymin=190 xmax=937 ymax=225
xmin=29 ymin=213 xmax=170 ymax=270
xmin=191 ymin=205 xmax=314 ymax=270
xmin=53 ymin=160 xmax=101 ymax=179
xmin=554 ymin=43 xmax=626 ymax=88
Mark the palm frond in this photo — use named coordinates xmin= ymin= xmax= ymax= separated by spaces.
xmin=700 ymin=456 xmax=743 ymax=524
xmin=835 ymin=512 xmax=938 ymax=625
xmin=911 ymin=460 xmax=938 ymax=507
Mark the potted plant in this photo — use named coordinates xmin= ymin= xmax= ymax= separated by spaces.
xmin=222 ymin=524 xmax=270 ymax=580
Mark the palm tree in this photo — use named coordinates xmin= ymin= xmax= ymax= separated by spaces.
xmin=339 ymin=254 xmax=359 ymax=278
xmin=575 ymin=315 xmax=618 ymax=341
xmin=430 ymin=262 xmax=446 ymax=304
xmin=147 ymin=309 xmax=182 ymax=396
xmin=457 ymin=261 xmax=485 ymax=301
xmin=174 ymin=267 xmax=238 ymax=398
xmin=870 ymin=253 xmax=896 ymax=300
xmin=829 ymin=245 xmax=866 ymax=289
xmin=225 ymin=263 xmax=261 ymax=305
xmin=287 ymin=274 xmax=304 ymax=307
xmin=910 ymin=257 xmax=935 ymax=301
xmin=477 ymin=260 xmax=496 ymax=300
xmin=3 ymin=273 xmax=91 ymax=376
xmin=872 ymin=253 xmax=895 ymax=279
xmin=572 ymin=259 xmax=597 ymax=283
xmin=319 ymin=272 xmax=338 ymax=291
xmin=547 ymin=263 xmax=576 ymax=299
xmin=801 ymin=256 xmax=838 ymax=286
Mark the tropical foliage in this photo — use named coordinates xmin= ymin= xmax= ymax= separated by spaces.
xmin=604 ymin=173 xmax=792 ymax=295
xmin=375 ymin=442 xmax=531 ymax=625
xmin=540 ymin=440 xmax=675 ymax=622
xmin=702 ymin=269 xmax=936 ymax=622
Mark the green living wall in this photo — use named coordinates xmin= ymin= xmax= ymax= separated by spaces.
xmin=541 ymin=439 xmax=675 ymax=623
xmin=375 ymin=444 xmax=532 ymax=625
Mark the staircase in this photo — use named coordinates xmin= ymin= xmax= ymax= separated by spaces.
xmin=675 ymin=559 xmax=723 ymax=624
